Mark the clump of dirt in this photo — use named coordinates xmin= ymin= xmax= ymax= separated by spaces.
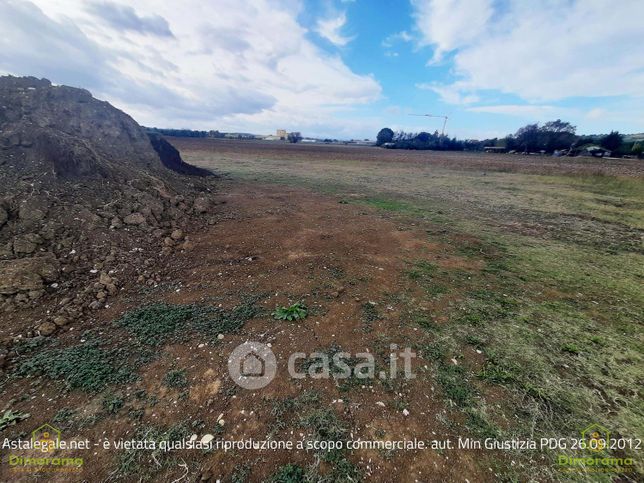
xmin=0 ymin=75 xmax=218 ymax=349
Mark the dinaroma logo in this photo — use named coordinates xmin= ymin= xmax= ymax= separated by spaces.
xmin=5 ymin=423 xmax=84 ymax=472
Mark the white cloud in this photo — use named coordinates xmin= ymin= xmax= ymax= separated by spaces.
xmin=416 ymin=82 xmax=479 ymax=105
xmin=411 ymin=0 xmax=492 ymax=61
xmin=382 ymin=30 xmax=412 ymax=48
xmin=467 ymin=104 xmax=561 ymax=117
xmin=412 ymin=0 xmax=644 ymax=102
xmin=0 ymin=0 xmax=380 ymax=136
xmin=315 ymin=12 xmax=354 ymax=47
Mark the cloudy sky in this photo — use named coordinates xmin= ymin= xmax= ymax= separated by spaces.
xmin=1 ymin=0 xmax=642 ymax=139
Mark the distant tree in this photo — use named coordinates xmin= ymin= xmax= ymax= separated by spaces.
xmin=540 ymin=119 xmax=577 ymax=152
xmin=287 ymin=132 xmax=302 ymax=143
xmin=514 ymin=123 xmax=541 ymax=152
xmin=632 ymin=142 xmax=642 ymax=159
xmin=600 ymin=131 xmax=623 ymax=152
xmin=376 ymin=127 xmax=394 ymax=146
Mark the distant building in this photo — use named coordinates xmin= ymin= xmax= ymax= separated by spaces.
xmin=483 ymin=146 xmax=506 ymax=153
xmin=276 ymin=129 xmax=287 ymax=140
xmin=264 ymin=135 xmax=282 ymax=141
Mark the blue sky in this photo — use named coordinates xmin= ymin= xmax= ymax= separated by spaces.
xmin=1 ymin=0 xmax=642 ymax=139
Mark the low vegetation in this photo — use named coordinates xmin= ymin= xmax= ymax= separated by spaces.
xmin=272 ymin=302 xmax=308 ymax=321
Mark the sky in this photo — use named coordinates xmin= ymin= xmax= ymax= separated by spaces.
xmin=0 ymin=0 xmax=642 ymax=140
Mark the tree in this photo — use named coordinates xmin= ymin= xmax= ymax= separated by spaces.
xmin=600 ymin=131 xmax=623 ymax=152
xmin=540 ymin=119 xmax=577 ymax=152
xmin=514 ymin=123 xmax=541 ymax=152
xmin=287 ymin=132 xmax=302 ymax=143
xmin=632 ymin=142 xmax=643 ymax=159
xmin=376 ymin=127 xmax=394 ymax=146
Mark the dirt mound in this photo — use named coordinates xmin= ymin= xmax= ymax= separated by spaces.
xmin=0 ymin=75 xmax=219 ymax=332
xmin=148 ymin=132 xmax=212 ymax=176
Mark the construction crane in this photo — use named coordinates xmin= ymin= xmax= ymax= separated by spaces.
xmin=409 ymin=113 xmax=449 ymax=136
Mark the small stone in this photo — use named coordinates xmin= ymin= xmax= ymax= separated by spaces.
xmin=193 ymin=197 xmax=210 ymax=213
xmin=170 ymin=229 xmax=184 ymax=241
xmin=38 ymin=321 xmax=57 ymax=336
xmin=53 ymin=316 xmax=69 ymax=326
xmin=110 ymin=217 xmax=123 ymax=229
xmin=402 ymin=409 xmax=410 ymax=416
xmin=200 ymin=434 xmax=214 ymax=445
xmin=376 ymin=401 xmax=386 ymax=407
xmin=217 ymin=419 xmax=225 ymax=427
xmin=96 ymin=290 xmax=107 ymax=300
xmin=123 ymin=212 xmax=146 ymax=225
xmin=99 ymin=272 xmax=113 ymax=285
xmin=88 ymin=300 xmax=101 ymax=310
xmin=105 ymin=283 xmax=118 ymax=295
xmin=163 ymin=237 xmax=175 ymax=247
xmin=28 ymin=289 xmax=44 ymax=300
xmin=217 ymin=334 xmax=224 ymax=340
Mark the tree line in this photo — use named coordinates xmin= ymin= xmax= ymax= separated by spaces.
xmin=376 ymin=121 xmax=642 ymax=157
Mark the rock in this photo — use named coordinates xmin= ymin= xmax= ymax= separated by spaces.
xmin=217 ymin=419 xmax=225 ymax=427
xmin=28 ymin=289 xmax=44 ymax=300
xmin=163 ymin=237 xmax=175 ymax=247
xmin=0 ymin=254 xmax=59 ymax=294
xmin=193 ymin=197 xmax=210 ymax=213
xmin=99 ymin=272 xmax=113 ymax=285
xmin=110 ymin=217 xmax=123 ymax=229
xmin=105 ymin=283 xmax=118 ymax=295
xmin=181 ymin=240 xmax=194 ymax=251
xmin=12 ymin=235 xmax=38 ymax=254
xmin=376 ymin=401 xmax=386 ymax=408
xmin=88 ymin=300 xmax=101 ymax=310
xmin=170 ymin=229 xmax=184 ymax=241
xmin=18 ymin=200 xmax=46 ymax=224
xmin=123 ymin=212 xmax=146 ymax=225
xmin=38 ymin=321 xmax=57 ymax=336
xmin=200 ymin=434 xmax=214 ymax=445
xmin=53 ymin=316 xmax=69 ymax=326
xmin=402 ymin=408 xmax=410 ymax=416
xmin=96 ymin=290 xmax=107 ymax=300
xmin=217 ymin=334 xmax=224 ymax=340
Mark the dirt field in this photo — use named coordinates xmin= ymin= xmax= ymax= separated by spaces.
xmin=1 ymin=138 xmax=642 ymax=481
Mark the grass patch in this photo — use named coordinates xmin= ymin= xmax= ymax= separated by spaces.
xmin=16 ymin=341 xmax=134 ymax=392
xmin=112 ymin=423 xmax=189 ymax=480
xmin=0 ymin=409 xmax=30 ymax=430
xmin=115 ymin=304 xmax=204 ymax=345
xmin=269 ymin=464 xmax=305 ymax=483
xmin=272 ymin=302 xmax=308 ymax=321
xmin=163 ymin=369 xmax=188 ymax=389
xmin=360 ymin=302 xmax=381 ymax=331
xmin=102 ymin=393 xmax=125 ymax=414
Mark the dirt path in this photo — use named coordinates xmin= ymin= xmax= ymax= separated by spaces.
xmin=1 ymin=180 xmax=498 ymax=482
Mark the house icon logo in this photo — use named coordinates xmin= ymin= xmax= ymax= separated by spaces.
xmin=581 ymin=423 xmax=610 ymax=452
xmin=31 ymin=423 xmax=61 ymax=453
xmin=228 ymin=341 xmax=277 ymax=389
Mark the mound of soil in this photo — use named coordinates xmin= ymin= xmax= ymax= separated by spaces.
xmin=0 ymin=76 xmax=219 ymax=342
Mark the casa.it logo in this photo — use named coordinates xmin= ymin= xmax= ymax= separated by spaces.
xmin=227 ymin=341 xmax=277 ymax=390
